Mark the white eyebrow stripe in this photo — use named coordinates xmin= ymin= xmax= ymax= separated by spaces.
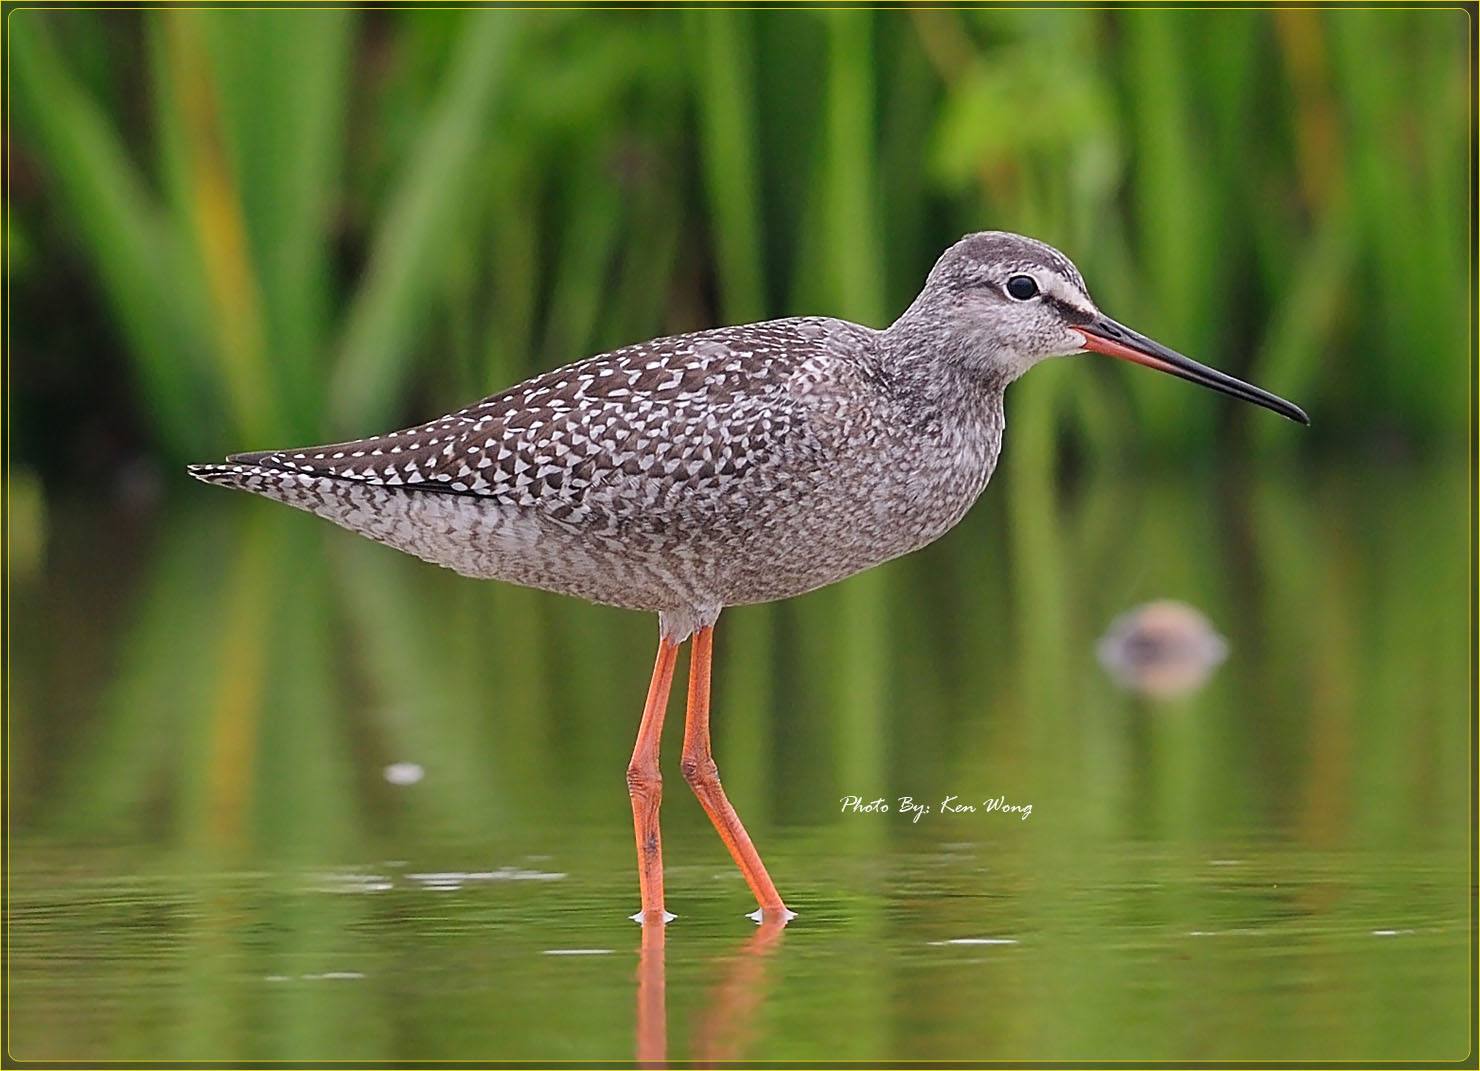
xmin=1040 ymin=272 xmax=1097 ymax=317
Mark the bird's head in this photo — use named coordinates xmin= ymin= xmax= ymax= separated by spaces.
xmin=894 ymin=231 xmax=1309 ymax=424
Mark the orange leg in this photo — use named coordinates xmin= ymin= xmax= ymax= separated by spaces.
xmin=680 ymin=625 xmax=790 ymax=918
xmin=628 ymin=636 xmax=679 ymax=924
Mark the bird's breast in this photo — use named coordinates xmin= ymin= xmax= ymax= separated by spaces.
xmin=867 ymin=400 xmax=1004 ymax=550
xmin=689 ymin=392 xmax=1004 ymax=608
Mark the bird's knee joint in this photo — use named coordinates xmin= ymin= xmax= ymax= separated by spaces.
xmin=627 ymin=764 xmax=661 ymax=798
xmin=680 ymin=756 xmax=719 ymax=787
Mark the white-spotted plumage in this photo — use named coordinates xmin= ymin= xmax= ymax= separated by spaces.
xmin=190 ymin=232 xmax=1104 ymax=639
xmin=186 ymin=230 xmax=1311 ymax=924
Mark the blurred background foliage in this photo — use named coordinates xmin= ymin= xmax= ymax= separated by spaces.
xmin=8 ymin=6 xmax=1471 ymax=485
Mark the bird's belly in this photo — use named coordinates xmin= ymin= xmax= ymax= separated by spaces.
xmin=223 ymin=467 xmax=701 ymax=612
xmin=682 ymin=438 xmax=1000 ymax=607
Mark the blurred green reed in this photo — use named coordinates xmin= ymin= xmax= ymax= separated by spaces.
xmin=9 ymin=7 xmax=1470 ymax=469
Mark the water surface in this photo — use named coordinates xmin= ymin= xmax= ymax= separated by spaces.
xmin=9 ymin=458 xmax=1471 ymax=1063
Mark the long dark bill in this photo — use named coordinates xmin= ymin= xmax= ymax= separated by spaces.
xmin=1073 ymin=317 xmax=1310 ymax=425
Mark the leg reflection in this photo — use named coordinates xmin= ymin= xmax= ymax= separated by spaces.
xmin=633 ymin=916 xmax=790 ymax=1065
xmin=636 ymin=921 xmax=667 ymax=1067
xmin=692 ymin=916 xmax=788 ymax=1064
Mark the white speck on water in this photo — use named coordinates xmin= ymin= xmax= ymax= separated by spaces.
xmin=407 ymin=867 xmax=566 ymax=891
xmin=630 ymin=909 xmax=678 ymax=924
xmin=929 ymin=937 xmax=1019 ymax=946
xmin=383 ymin=762 xmax=424 ymax=785
xmin=312 ymin=872 xmax=394 ymax=894
xmin=1372 ymin=929 xmax=1414 ymax=937
xmin=471 ymin=868 xmax=567 ymax=881
xmin=1208 ymin=859 xmax=1244 ymax=866
xmin=543 ymin=949 xmax=615 ymax=956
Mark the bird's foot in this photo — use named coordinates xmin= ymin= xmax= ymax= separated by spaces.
xmin=629 ymin=908 xmax=677 ymax=925
xmin=746 ymin=905 xmax=797 ymax=925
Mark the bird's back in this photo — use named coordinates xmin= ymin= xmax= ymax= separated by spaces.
xmin=209 ymin=319 xmax=857 ymax=518
xmin=190 ymin=317 xmax=932 ymax=615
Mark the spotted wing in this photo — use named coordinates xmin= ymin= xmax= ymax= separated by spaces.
xmin=216 ymin=319 xmax=846 ymax=526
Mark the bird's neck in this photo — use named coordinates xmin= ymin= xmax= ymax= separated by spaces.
xmin=879 ymin=300 xmax=1013 ymax=413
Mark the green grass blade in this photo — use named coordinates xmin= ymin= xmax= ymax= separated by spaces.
xmin=197 ymin=10 xmax=354 ymax=437
xmin=330 ymin=11 xmax=520 ymax=434
xmin=539 ymin=157 xmax=625 ymax=361
xmin=1120 ymin=11 xmax=1216 ymax=451
xmin=483 ymin=152 xmax=542 ymax=388
xmin=686 ymin=9 xmax=767 ymax=324
xmin=820 ymin=10 xmax=885 ymax=325
xmin=158 ymin=12 xmax=284 ymax=447
xmin=10 ymin=11 xmax=210 ymax=457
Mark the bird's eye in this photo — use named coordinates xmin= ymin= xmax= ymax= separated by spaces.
xmin=1005 ymin=274 xmax=1039 ymax=301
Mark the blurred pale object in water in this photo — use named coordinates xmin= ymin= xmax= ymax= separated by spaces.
xmin=1097 ymin=600 xmax=1229 ymax=699
xmin=383 ymin=762 xmax=425 ymax=785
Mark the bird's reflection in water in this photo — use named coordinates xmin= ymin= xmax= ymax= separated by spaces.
xmin=636 ymin=917 xmax=788 ymax=1066
xmin=636 ymin=923 xmax=667 ymax=1068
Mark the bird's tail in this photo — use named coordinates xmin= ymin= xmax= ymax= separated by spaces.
xmin=186 ymin=461 xmax=286 ymax=494
xmin=186 ymin=457 xmax=567 ymax=586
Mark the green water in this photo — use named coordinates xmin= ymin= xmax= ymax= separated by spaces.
xmin=7 ymin=457 xmax=1472 ymax=1063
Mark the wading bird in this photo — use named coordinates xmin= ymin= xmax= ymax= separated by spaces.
xmin=190 ymin=231 xmax=1308 ymax=924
